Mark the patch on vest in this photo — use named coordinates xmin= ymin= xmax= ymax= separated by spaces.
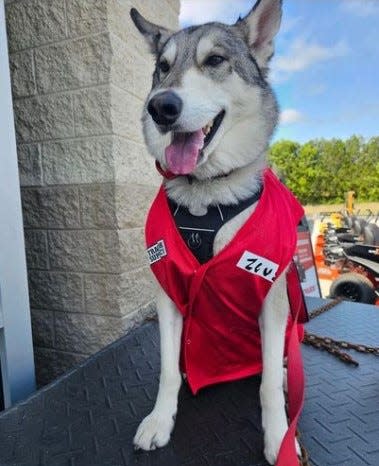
xmin=237 ymin=251 xmax=279 ymax=282
xmin=147 ymin=240 xmax=167 ymax=264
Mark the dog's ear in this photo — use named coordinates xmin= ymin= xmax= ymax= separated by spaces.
xmin=130 ymin=8 xmax=173 ymax=55
xmin=235 ymin=0 xmax=282 ymax=72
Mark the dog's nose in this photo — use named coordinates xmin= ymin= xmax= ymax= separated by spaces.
xmin=147 ymin=91 xmax=183 ymax=126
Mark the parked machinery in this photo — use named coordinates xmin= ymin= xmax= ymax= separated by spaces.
xmin=321 ymin=215 xmax=379 ymax=305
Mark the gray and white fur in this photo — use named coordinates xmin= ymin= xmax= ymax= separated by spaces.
xmin=130 ymin=1 xmax=299 ymax=464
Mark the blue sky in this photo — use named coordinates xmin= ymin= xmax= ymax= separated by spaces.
xmin=180 ymin=0 xmax=379 ymax=143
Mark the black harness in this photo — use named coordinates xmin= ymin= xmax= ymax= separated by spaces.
xmin=168 ymin=187 xmax=263 ymax=264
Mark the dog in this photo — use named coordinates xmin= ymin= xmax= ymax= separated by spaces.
xmin=130 ymin=1 xmax=305 ymax=464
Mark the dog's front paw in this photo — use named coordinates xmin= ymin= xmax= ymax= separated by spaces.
xmin=264 ymin=428 xmax=285 ymax=465
xmin=133 ymin=411 xmax=175 ymax=451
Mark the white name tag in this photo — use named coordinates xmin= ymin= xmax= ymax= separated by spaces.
xmin=147 ymin=240 xmax=167 ymax=264
xmin=236 ymin=251 xmax=279 ymax=282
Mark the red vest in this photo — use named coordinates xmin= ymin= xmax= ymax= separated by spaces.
xmin=145 ymin=169 xmax=307 ymax=394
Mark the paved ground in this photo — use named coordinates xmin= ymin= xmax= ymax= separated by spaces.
xmin=0 ymin=297 xmax=377 ymax=466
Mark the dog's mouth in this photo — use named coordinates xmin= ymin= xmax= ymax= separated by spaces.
xmin=202 ymin=110 xmax=225 ymax=149
xmin=164 ymin=110 xmax=225 ymax=175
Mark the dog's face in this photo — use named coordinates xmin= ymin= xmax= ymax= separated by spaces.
xmin=131 ymin=0 xmax=281 ymax=179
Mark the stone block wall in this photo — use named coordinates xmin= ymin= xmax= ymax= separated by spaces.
xmin=5 ymin=0 xmax=180 ymax=385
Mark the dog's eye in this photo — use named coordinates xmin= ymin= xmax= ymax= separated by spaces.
xmin=158 ymin=59 xmax=170 ymax=73
xmin=204 ymin=55 xmax=226 ymax=67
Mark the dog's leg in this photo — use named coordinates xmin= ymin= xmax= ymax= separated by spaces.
xmin=133 ymin=284 xmax=183 ymax=450
xmin=259 ymin=272 xmax=300 ymax=465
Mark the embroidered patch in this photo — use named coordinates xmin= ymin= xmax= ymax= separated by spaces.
xmin=236 ymin=251 xmax=279 ymax=282
xmin=147 ymin=240 xmax=167 ymax=264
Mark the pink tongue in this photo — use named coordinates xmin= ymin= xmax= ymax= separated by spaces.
xmin=165 ymin=130 xmax=205 ymax=175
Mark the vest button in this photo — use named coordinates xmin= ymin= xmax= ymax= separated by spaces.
xmin=186 ymin=339 xmax=191 ymax=345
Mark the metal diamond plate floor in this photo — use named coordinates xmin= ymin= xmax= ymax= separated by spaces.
xmin=0 ymin=297 xmax=377 ymax=466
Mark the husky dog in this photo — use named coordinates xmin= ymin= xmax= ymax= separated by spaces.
xmin=130 ymin=1 xmax=298 ymax=464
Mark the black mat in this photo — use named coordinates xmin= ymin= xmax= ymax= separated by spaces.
xmin=300 ymin=298 xmax=379 ymax=466
xmin=0 ymin=297 xmax=377 ymax=466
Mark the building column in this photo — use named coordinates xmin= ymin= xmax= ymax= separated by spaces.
xmin=5 ymin=0 xmax=180 ymax=384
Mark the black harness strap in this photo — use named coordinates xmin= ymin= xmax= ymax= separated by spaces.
xmin=168 ymin=186 xmax=263 ymax=264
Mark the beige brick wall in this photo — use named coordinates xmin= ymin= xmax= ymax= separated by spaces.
xmin=5 ymin=0 xmax=180 ymax=385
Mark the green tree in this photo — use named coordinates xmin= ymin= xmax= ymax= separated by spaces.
xmin=269 ymin=136 xmax=379 ymax=205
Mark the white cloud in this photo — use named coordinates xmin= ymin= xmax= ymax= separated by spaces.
xmin=341 ymin=0 xmax=379 ymax=17
xmin=274 ymin=39 xmax=348 ymax=73
xmin=180 ymin=0 xmax=252 ymax=26
xmin=271 ymin=38 xmax=349 ymax=83
xmin=280 ymin=109 xmax=304 ymax=125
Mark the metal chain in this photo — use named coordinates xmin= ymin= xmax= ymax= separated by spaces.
xmin=298 ymin=297 xmax=379 ymax=465
xmin=307 ymin=297 xmax=343 ymax=320
xmin=303 ymin=333 xmax=359 ymax=366
xmin=334 ymin=339 xmax=379 ymax=355
xmin=298 ymin=432 xmax=311 ymax=466
xmin=299 ymin=444 xmax=310 ymax=466
xmin=304 ymin=298 xmax=379 ymax=364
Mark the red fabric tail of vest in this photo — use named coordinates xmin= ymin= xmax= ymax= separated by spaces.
xmin=276 ymin=264 xmax=307 ymax=465
xmin=275 ymin=308 xmax=305 ymax=466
